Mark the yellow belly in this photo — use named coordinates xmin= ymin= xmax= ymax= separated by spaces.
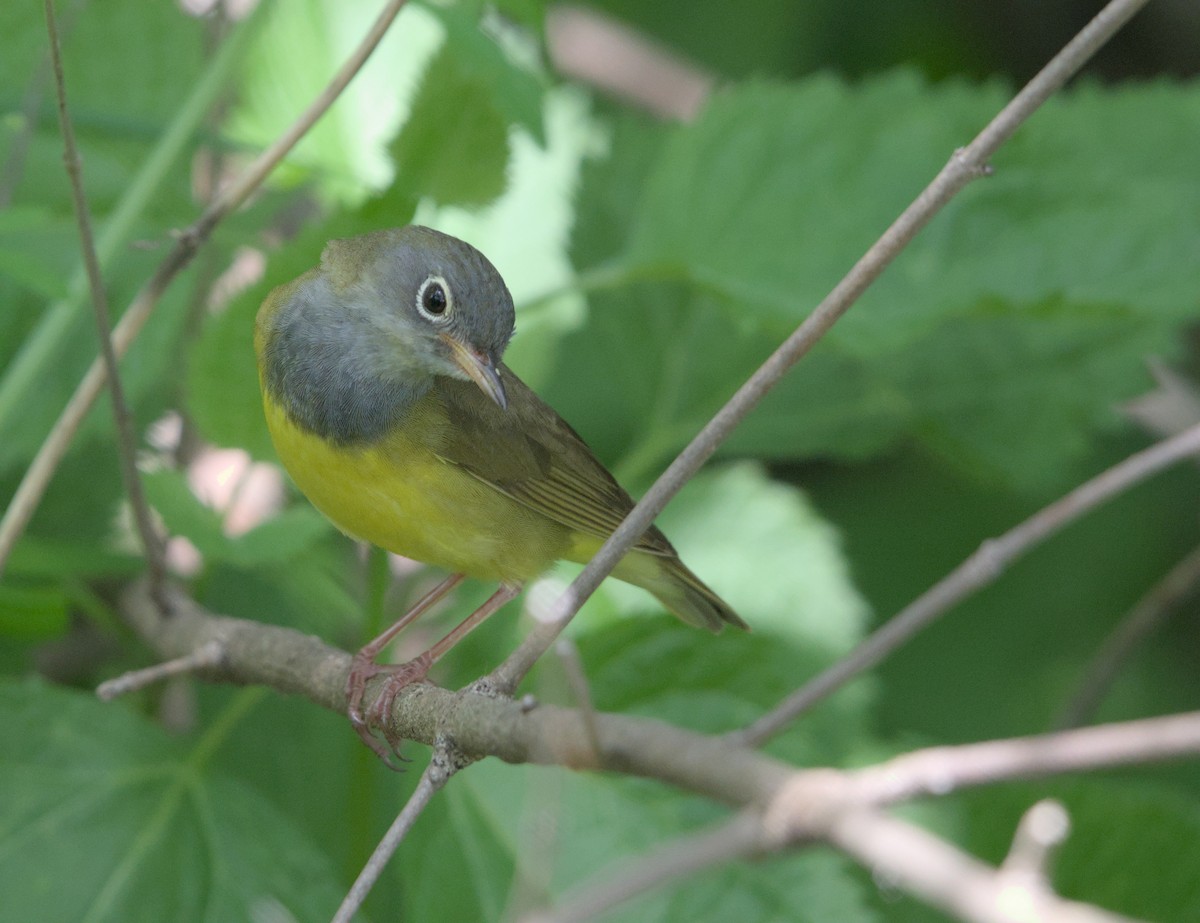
xmin=263 ymin=396 xmax=571 ymax=582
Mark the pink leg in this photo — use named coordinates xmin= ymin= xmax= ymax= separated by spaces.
xmin=346 ymin=573 xmax=466 ymax=761
xmin=365 ymin=582 xmax=523 ymax=765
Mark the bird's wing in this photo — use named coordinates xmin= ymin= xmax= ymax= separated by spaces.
xmin=431 ymin=367 xmax=676 ymax=557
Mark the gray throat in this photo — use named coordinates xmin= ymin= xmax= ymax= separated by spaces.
xmin=262 ymin=313 xmax=428 ymax=446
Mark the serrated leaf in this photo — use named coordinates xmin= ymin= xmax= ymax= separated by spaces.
xmin=387 ymin=42 xmax=510 ymax=208
xmin=432 ymin=4 xmax=546 ymax=144
xmin=558 ymin=75 xmax=1200 ymax=489
xmin=0 ymin=680 xmax=345 ymax=923
xmin=888 ymin=295 xmax=1164 ymax=487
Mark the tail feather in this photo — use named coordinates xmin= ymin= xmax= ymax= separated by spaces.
xmin=619 ymin=553 xmax=748 ymax=633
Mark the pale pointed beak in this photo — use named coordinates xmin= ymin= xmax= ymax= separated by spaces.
xmin=440 ymin=333 xmax=507 ymax=409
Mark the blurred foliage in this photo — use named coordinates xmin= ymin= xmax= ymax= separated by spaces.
xmin=2 ymin=0 xmax=1199 ymax=921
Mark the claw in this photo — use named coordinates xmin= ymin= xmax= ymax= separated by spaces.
xmin=344 ymin=652 xmax=434 ymax=770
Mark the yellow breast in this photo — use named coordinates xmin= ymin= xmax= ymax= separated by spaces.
xmin=262 ymin=392 xmax=571 ymax=583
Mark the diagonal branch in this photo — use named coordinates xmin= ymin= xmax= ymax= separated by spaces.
xmin=332 ymin=748 xmax=462 ymax=923
xmin=735 ymin=419 xmax=1200 ymax=747
xmin=488 ymin=0 xmax=1157 ymax=694
xmin=43 ymin=0 xmax=168 ymax=602
xmin=0 ymin=0 xmax=412 ymax=580
xmin=1056 ymin=542 xmax=1200 ymax=729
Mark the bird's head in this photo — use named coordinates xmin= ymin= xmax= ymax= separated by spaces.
xmin=322 ymin=225 xmax=514 ymax=409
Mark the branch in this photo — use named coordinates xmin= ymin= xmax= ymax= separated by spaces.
xmin=0 ymin=0 xmax=412 ymax=580
xmin=735 ymin=419 xmax=1200 ymax=747
xmin=332 ymin=750 xmax=461 ymax=923
xmin=43 ymin=0 xmax=168 ymax=601
xmin=1056 ymin=543 xmax=1200 ymax=729
xmin=522 ymin=813 xmax=764 ymax=923
xmin=116 ymin=577 xmax=1200 ymax=923
xmin=828 ymin=809 xmax=1139 ymax=923
xmin=849 ymin=711 xmax=1200 ymax=805
xmin=489 ymin=0 xmax=1157 ymax=694
xmin=120 ymin=580 xmax=1200 ymax=815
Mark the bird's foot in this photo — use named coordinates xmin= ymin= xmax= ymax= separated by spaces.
xmin=345 ymin=650 xmax=434 ymax=769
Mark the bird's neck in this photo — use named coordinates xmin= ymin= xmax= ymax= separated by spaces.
xmin=261 ymin=318 xmax=430 ymax=446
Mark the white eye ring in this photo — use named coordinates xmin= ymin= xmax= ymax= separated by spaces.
xmin=416 ymin=275 xmax=452 ymax=321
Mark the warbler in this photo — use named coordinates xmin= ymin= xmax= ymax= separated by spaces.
xmin=255 ymin=226 xmax=746 ymax=758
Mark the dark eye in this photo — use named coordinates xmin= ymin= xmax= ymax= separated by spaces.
xmin=417 ymin=275 xmax=451 ymax=320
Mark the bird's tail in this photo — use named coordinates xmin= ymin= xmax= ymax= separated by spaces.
xmin=616 ymin=552 xmax=749 ymax=633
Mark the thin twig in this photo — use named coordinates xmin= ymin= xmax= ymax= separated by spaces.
xmin=735 ymin=421 xmax=1200 ymax=747
xmin=332 ymin=747 xmax=458 ymax=923
xmin=0 ymin=0 xmax=412 ymax=579
xmin=1056 ymin=543 xmax=1200 ymax=729
xmin=489 ymin=0 xmax=1156 ymax=695
xmin=0 ymin=0 xmax=85 ymax=206
xmin=95 ymin=640 xmax=224 ymax=701
xmin=523 ymin=812 xmax=763 ymax=923
xmin=43 ymin=0 xmax=169 ymax=602
xmin=1001 ymin=800 xmax=1070 ymax=883
xmin=555 ymin=638 xmax=602 ymax=760
xmin=850 ymin=711 xmax=1200 ymax=805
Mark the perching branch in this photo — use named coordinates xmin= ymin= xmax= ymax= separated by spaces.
xmin=0 ymin=0 xmax=413 ymax=579
xmin=116 ymin=581 xmax=1195 ymax=923
xmin=489 ymin=0 xmax=1158 ymax=694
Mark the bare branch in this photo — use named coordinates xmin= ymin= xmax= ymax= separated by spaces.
xmin=555 ymin=638 xmax=602 ymax=760
xmin=43 ymin=0 xmax=169 ymax=601
xmin=1056 ymin=543 xmax=1200 ymax=729
xmin=95 ymin=640 xmax=225 ymax=701
xmin=0 ymin=0 xmax=412 ymax=579
xmin=522 ymin=813 xmax=763 ymax=923
xmin=736 ymin=420 xmax=1200 ymax=747
xmin=828 ymin=809 xmax=1140 ymax=923
xmin=489 ymin=0 xmax=1157 ymax=695
xmin=332 ymin=745 xmax=463 ymax=923
xmin=1001 ymin=800 xmax=1071 ymax=884
xmin=851 ymin=711 xmax=1200 ymax=804
xmin=121 ymin=581 xmax=1200 ymax=820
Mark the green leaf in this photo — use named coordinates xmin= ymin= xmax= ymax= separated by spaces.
xmin=613 ymin=463 xmax=868 ymax=654
xmin=386 ymin=42 xmax=510 ymax=208
xmin=5 ymin=536 xmax=141 ymax=581
xmin=402 ymin=761 xmax=878 ymax=923
xmin=0 ymin=680 xmax=346 ymax=923
xmin=142 ymin=469 xmax=232 ymax=562
xmin=0 ymin=585 xmax=69 ymax=640
xmin=0 ymin=208 xmax=75 ymax=299
xmin=557 ymin=75 xmax=1200 ymax=489
xmin=233 ymin=505 xmax=331 ymax=567
xmin=431 ymin=4 xmax=546 ymax=144
xmin=186 ymin=282 xmax=275 ymax=461
xmin=887 ymin=295 xmax=1163 ymax=486
xmin=226 ymin=0 xmax=443 ymax=201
